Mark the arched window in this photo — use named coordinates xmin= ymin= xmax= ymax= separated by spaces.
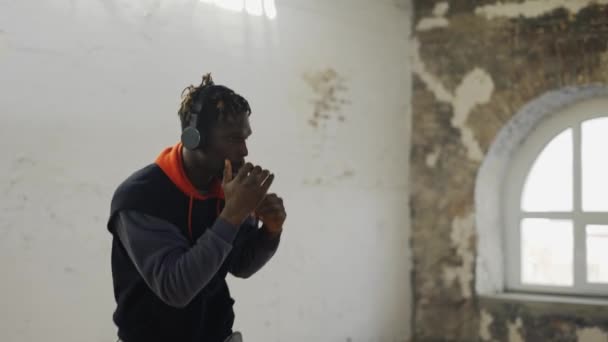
xmin=476 ymin=86 xmax=608 ymax=298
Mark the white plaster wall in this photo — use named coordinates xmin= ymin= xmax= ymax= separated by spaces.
xmin=0 ymin=1 xmax=412 ymax=341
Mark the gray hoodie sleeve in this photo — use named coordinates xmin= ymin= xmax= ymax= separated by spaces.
xmin=229 ymin=217 xmax=282 ymax=278
xmin=114 ymin=210 xmax=239 ymax=308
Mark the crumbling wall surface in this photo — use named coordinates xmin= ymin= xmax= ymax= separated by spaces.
xmin=411 ymin=1 xmax=608 ymax=341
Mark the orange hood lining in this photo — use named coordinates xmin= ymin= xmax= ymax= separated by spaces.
xmin=155 ymin=142 xmax=225 ymax=201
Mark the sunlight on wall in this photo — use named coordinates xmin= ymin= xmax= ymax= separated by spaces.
xmin=199 ymin=0 xmax=277 ymax=19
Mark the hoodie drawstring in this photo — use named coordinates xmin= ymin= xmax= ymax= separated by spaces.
xmin=188 ymin=195 xmax=194 ymax=239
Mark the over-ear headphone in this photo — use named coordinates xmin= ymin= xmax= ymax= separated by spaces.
xmin=181 ymin=101 xmax=204 ymax=150
xmin=182 ymin=84 xmax=214 ymax=150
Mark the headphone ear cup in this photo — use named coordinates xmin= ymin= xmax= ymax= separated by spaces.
xmin=181 ymin=127 xmax=201 ymax=150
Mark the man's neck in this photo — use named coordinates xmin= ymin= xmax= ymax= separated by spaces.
xmin=181 ymin=147 xmax=216 ymax=192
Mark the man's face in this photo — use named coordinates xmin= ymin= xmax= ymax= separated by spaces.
xmin=203 ymin=112 xmax=252 ymax=177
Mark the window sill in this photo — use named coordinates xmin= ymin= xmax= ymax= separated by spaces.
xmin=480 ymin=292 xmax=608 ymax=306
xmin=479 ymin=292 xmax=608 ymax=319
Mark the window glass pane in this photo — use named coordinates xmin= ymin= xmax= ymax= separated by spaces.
xmin=521 ymin=218 xmax=573 ymax=286
xmin=587 ymin=225 xmax=608 ymax=283
xmin=582 ymin=117 xmax=608 ymax=211
xmin=522 ymin=129 xmax=572 ymax=212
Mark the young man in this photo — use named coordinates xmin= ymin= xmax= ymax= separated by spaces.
xmin=107 ymin=74 xmax=286 ymax=342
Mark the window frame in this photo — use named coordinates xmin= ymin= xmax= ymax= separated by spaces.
xmin=504 ymin=98 xmax=608 ymax=297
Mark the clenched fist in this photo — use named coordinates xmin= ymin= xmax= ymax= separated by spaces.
xmin=220 ymin=160 xmax=274 ymax=225
xmin=255 ymin=193 xmax=286 ymax=236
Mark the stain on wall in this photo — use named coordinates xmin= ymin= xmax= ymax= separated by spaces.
xmin=303 ymin=68 xmax=350 ymax=128
xmin=301 ymin=67 xmax=356 ymax=186
xmin=411 ymin=0 xmax=608 ymax=341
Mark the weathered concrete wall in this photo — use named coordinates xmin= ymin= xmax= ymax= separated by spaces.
xmin=0 ymin=1 xmax=412 ymax=341
xmin=411 ymin=1 xmax=608 ymax=341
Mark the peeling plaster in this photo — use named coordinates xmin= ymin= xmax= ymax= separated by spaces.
xmin=416 ymin=18 xmax=449 ymax=31
xmin=577 ymin=327 xmax=608 ymax=342
xmin=443 ymin=212 xmax=475 ymax=298
xmin=432 ymin=2 xmax=449 ymax=16
xmin=411 ymin=39 xmax=494 ymax=161
xmin=413 ymin=0 xmax=608 ymax=340
xmin=410 ymin=38 xmax=453 ymax=103
xmin=475 ymin=0 xmax=608 ymax=19
xmin=453 ymin=68 xmax=494 ymax=161
xmin=416 ymin=2 xmax=449 ymax=32
xmin=425 ymin=146 xmax=441 ymax=168
xmin=479 ymin=309 xmax=494 ymax=341
xmin=508 ymin=318 xmax=524 ymax=342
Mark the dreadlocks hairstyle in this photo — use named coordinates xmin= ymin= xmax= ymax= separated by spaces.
xmin=178 ymin=73 xmax=251 ymax=133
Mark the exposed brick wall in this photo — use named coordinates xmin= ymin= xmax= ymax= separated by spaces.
xmin=411 ymin=1 xmax=608 ymax=341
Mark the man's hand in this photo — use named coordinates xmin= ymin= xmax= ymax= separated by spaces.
xmin=221 ymin=160 xmax=274 ymax=225
xmin=255 ymin=193 xmax=286 ymax=236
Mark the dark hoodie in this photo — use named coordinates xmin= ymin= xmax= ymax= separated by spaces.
xmin=107 ymin=143 xmax=280 ymax=342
